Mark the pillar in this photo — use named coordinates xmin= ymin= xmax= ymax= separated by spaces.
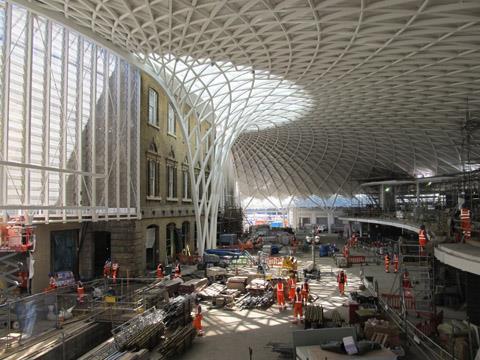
xmin=379 ymin=184 xmax=385 ymax=210
xmin=327 ymin=211 xmax=335 ymax=234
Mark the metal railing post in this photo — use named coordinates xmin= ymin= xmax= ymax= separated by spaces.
xmin=7 ymin=301 xmax=12 ymax=348
xmin=62 ymin=331 xmax=66 ymax=360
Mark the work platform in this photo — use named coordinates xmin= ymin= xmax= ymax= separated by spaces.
xmin=435 ymin=242 xmax=480 ymax=276
xmin=339 ymin=217 xmax=421 ymax=234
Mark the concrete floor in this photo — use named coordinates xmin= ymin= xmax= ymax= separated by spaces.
xmin=175 ymin=246 xmax=438 ymax=360
xmin=178 ymin=249 xmax=366 ymax=360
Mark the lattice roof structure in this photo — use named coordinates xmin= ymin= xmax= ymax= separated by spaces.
xmin=23 ymin=0 xmax=480 ymax=201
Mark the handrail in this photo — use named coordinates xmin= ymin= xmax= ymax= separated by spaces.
xmin=362 ymin=276 xmax=454 ymax=360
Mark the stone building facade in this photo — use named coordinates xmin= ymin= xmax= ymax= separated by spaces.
xmin=31 ymin=71 xmax=211 ymax=292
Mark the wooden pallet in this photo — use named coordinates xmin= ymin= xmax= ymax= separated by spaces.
xmin=371 ymin=332 xmax=388 ymax=346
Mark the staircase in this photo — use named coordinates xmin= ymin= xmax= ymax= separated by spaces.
xmin=399 ymin=242 xmax=435 ymax=317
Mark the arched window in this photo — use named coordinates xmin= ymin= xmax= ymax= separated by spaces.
xmin=145 ymin=225 xmax=159 ymax=270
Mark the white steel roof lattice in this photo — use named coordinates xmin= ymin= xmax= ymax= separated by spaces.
xmin=17 ymin=0 xmax=480 ymax=199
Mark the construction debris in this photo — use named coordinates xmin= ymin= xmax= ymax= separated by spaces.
xmin=236 ymin=289 xmax=274 ymax=309
xmin=161 ymin=296 xmax=193 ymax=329
xmin=226 ymin=276 xmax=248 ymax=292
xmin=158 ymin=323 xmax=196 ymax=359
xmin=112 ymin=307 xmax=165 ymax=351
xmin=161 ymin=278 xmax=184 ymax=297
xmin=246 ymin=279 xmax=270 ymax=294
xmin=304 ymin=304 xmax=324 ymax=328
xmin=178 ymin=278 xmax=208 ymax=295
xmin=198 ymin=283 xmax=226 ymax=300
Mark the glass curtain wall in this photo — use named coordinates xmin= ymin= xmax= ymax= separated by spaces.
xmin=0 ymin=1 xmax=140 ymax=222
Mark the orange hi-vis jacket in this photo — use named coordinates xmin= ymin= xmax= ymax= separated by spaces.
xmin=156 ymin=265 xmax=164 ymax=278
xmin=277 ymin=282 xmax=284 ymax=294
xmin=295 ymin=293 xmax=302 ymax=304
xmin=460 ymin=208 xmax=471 ymax=221
xmin=418 ymin=229 xmax=427 ymax=247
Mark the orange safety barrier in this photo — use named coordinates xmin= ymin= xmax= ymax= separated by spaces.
xmin=267 ymin=257 xmax=284 ymax=267
xmin=177 ymin=254 xmax=202 ymax=265
xmin=347 ymin=255 xmax=366 ymax=265
xmin=381 ymin=293 xmax=416 ymax=310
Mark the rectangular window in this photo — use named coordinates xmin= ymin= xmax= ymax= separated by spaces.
xmin=148 ymin=88 xmax=158 ymax=126
xmin=147 ymin=159 xmax=159 ymax=198
xmin=183 ymin=169 xmax=191 ymax=200
xmin=167 ymin=165 xmax=177 ymax=199
xmin=167 ymin=102 xmax=176 ymax=135
xmin=51 ymin=230 xmax=78 ymax=273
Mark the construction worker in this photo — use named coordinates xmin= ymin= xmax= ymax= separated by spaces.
xmin=401 ymin=271 xmax=417 ymax=316
xmin=174 ymin=262 xmax=182 ymax=278
xmin=156 ymin=263 xmax=165 ymax=279
xmin=393 ymin=253 xmax=399 ymax=273
xmin=290 ymin=236 xmax=298 ymax=256
xmin=301 ymin=279 xmax=309 ymax=303
xmin=292 ymin=287 xmax=304 ymax=324
xmin=103 ymin=259 xmax=112 ymax=278
xmin=418 ymin=225 xmax=428 ymax=256
xmin=193 ymin=298 xmax=204 ymax=336
xmin=343 ymin=244 xmax=350 ymax=258
xmin=384 ymin=254 xmax=390 ymax=273
xmin=402 ymin=271 xmax=412 ymax=289
xmin=352 ymin=233 xmax=359 ymax=247
xmin=276 ymin=279 xmax=286 ymax=310
xmin=337 ymin=270 xmax=347 ymax=296
xmin=77 ymin=281 xmax=85 ymax=304
xmin=111 ymin=261 xmax=119 ymax=283
xmin=288 ymin=274 xmax=296 ymax=303
xmin=460 ymin=204 xmax=472 ymax=242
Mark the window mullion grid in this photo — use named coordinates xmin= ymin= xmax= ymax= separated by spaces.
xmin=60 ymin=27 xmax=68 ymax=222
xmin=0 ymin=2 xmax=11 ymax=222
xmin=115 ymin=58 xmax=120 ymax=219
xmin=23 ymin=11 xmax=33 ymax=211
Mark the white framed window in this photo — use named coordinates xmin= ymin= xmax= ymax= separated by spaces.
xmin=148 ymin=88 xmax=158 ymax=126
xmin=167 ymin=164 xmax=177 ymax=200
xmin=167 ymin=102 xmax=176 ymax=136
xmin=182 ymin=169 xmax=191 ymax=201
xmin=147 ymin=159 xmax=160 ymax=198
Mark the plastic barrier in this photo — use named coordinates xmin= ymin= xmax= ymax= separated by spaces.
xmin=266 ymin=257 xmax=284 ymax=268
xmin=381 ymin=293 xmax=416 ymax=310
xmin=347 ymin=255 xmax=366 ymax=265
xmin=176 ymin=254 xmax=201 ymax=265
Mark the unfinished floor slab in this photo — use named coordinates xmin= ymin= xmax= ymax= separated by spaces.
xmin=178 ymin=253 xmax=364 ymax=360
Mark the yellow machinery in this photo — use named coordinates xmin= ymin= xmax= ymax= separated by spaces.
xmin=282 ymin=256 xmax=297 ymax=271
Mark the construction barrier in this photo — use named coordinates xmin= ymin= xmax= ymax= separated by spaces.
xmin=176 ymin=254 xmax=201 ymax=265
xmin=266 ymin=257 xmax=284 ymax=268
xmin=347 ymin=255 xmax=366 ymax=265
xmin=381 ymin=293 xmax=416 ymax=310
xmin=229 ymin=257 xmax=250 ymax=266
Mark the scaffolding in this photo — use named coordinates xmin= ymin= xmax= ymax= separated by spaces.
xmin=0 ymin=215 xmax=35 ymax=300
xmin=217 ymin=206 xmax=244 ymax=237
